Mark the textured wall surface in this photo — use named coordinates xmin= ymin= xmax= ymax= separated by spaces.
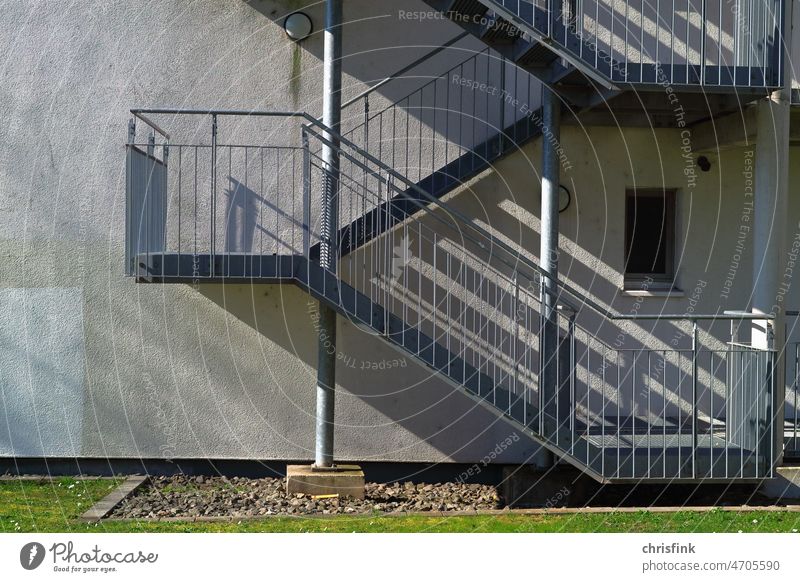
xmin=0 ymin=0 xmax=796 ymax=464
xmin=0 ymin=0 xmax=542 ymax=464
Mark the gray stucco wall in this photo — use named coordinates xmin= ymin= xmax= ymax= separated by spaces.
xmin=1 ymin=0 xmax=797 ymax=464
xmin=0 ymin=0 xmax=542 ymax=463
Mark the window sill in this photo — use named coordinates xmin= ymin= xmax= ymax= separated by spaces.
xmin=621 ymin=288 xmax=684 ymax=298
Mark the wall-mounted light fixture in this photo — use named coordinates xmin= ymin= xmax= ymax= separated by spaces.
xmin=284 ymin=12 xmax=313 ymax=41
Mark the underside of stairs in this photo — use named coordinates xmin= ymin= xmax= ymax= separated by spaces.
xmin=321 ymin=112 xmax=543 ymax=259
xmin=422 ymin=0 xmax=783 ymax=109
xmin=131 ymin=251 xmax=767 ymax=484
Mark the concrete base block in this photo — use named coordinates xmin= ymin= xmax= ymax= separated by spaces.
xmin=501 ymin=465 xmax=598 ymax=508
xmin=286 ymin=464 xmax=365 ymax=499
xmin=760 ymin=467 xmax=800 ymax=501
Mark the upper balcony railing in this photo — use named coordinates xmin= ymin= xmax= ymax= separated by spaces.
xmin=479 ymin=0 xmax=784 ymax=88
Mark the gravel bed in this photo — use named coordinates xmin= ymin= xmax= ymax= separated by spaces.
xmin=110 ymin=476 xmax=503 ymax=519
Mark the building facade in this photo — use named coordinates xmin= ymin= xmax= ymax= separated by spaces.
xmin=1 ymin=0 xmax=799 ymax=483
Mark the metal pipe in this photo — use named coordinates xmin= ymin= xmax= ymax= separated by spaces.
xmin=691 ymin=320 xmax=698 ymax=479
xmin=315 ymin=0 xmax=343 ymax=468
xmin=125 ymin=119 xmax=136 ymax=276
xmin=210 ymin=114 xmax=217 ymax=279
xmin=302 ymin=130 xmax=311 ymax=257
xmin=131 ymin=111 xmax=170 ymax=140
xmin=539 ymin=86 xmax=560 ymax=452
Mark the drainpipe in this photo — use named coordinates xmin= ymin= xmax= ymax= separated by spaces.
xmin=539 ymin=86 xmax=560 ymax=467
xmin=751 ymin=0 xmax=792 ymax=468
xmin=315 ymin=0 xmax=343 ymax=468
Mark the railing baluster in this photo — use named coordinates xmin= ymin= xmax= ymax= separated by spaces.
xmin=663 ymin=350 xmax=667 ymax=479
xmin=632 ymin=350 xmax=636 ymax=478
xmin=514 ymin=275 xmax=520 ymax=417
xmin=647 ymin=350 xmax=651 ymax=479
xmin=616 ymin=350 xmax=621 ymax=478
xmin=700 ymin=0 xmax=707 ymax=84
xmin=432 ymin=232 xmax=438 ymax=367
xmin=177 ymin=145 xmax=182 ymax=274
xmin=125 ymin=119 xmax=136 ymax=276
xmin=570 ymin=312 xmax=576 ymax=456
xmin=795 ymin=342 xmax=799 ymax=454
xmin=210 ymin=113 xmax=217 ymax=279
xmin=710 ymin=350 xmax=715 ymax=479
xmin=602 ymin=345 xmax=606 ymax=477
xmin=725 ymin=345 xmax=730 ymax=478
xmin=302 ymin=131 xmax=311 ymax=259
xmin=692 ymin=320 xmax=698 ymax=479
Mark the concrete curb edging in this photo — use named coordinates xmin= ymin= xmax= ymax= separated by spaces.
xmin=80 ymin=475 xmax=149 ymax=522
xmin=101 ymin=503 xmax=800 ymax=523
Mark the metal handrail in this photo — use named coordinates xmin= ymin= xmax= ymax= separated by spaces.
xmin=130 ymin=107 xmax=772 ymax=327
xmin=338 ymin=32 xmax=470 ymax=112
xmin=343 ymin=44 xmax=498 ymax=136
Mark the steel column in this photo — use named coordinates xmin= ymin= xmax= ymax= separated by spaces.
xmin=125 ymin=119 xmax=136 ymax=275
xmin=210 ymin=114 xmax=217 ymax=278
xmin=539 ymin=86 xmax=560 ymax=455
xmin=315 ymin=0 xmax=343 ymax=468
xmin=752 ymin=0 xmax=792 ymax=464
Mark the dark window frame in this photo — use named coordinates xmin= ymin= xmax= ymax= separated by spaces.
xmin=624 ymin=188 xmax=676 ymax=289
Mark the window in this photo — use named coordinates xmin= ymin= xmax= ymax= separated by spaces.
xmin=624 ymin=189 xmax=676 ymax=289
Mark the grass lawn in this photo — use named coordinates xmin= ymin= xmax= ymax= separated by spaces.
xmin=2 ymin=478 xmax=800 ymax=533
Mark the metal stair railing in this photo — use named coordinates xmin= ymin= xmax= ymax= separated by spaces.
xmin=126 ymin=108 xmax=778 ymax=482
xmin=331 ymin=42 xmax=545 ymax=256
xmin=784 ymin=311 xmax=800 ymax=458
xmin=469 ymin=0 xmax=784 ymax=88
xmin=341 ymin=45 xmax=541 ymax=184
xmin=303 ymin=117 xmax=777 ymax=480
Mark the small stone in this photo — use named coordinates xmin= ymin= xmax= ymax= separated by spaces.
xmin=108 ymin=475 xmax=503 ymax=519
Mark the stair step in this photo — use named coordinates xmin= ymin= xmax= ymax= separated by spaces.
xmin=514 ymin=39 xmax=558 ymax=68
xmin=447 ymin=0 xmax=488 ymax=19
xmin=761 ymin=466 xmax=800 ymax=500
xmin=479 ymin=16 xmax=521 ymax=45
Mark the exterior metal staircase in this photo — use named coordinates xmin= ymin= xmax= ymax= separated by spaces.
xmin=124 ymin=109 xmax=778 ymax=483
xmin=123 ymin=0 xmax=788 ymax=483
xmin=422 ymin=0 xmax=784 ymax=106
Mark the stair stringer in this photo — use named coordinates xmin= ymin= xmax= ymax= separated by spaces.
xmin=292 ymin=256 xmax=611 ymax=484
xmin=326 ymin=112 xmax=546 ymax=260
xmin=426 ymin=0 xmax=618 ymax=91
